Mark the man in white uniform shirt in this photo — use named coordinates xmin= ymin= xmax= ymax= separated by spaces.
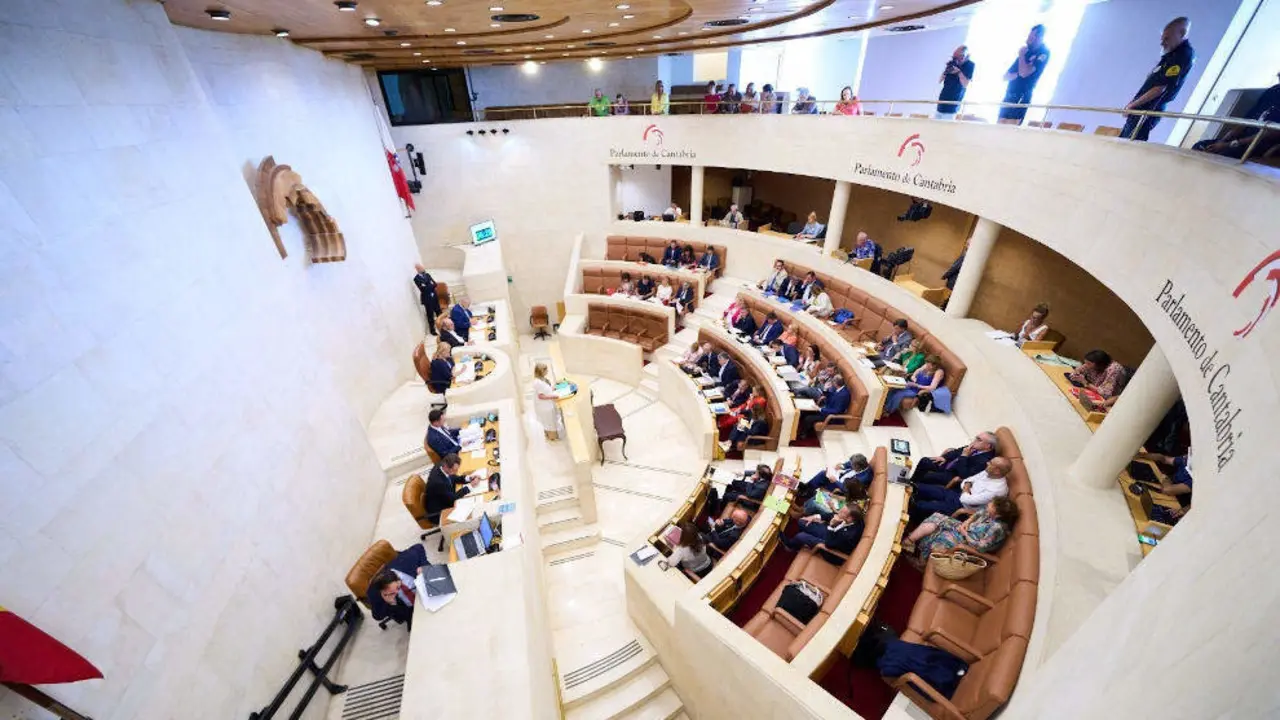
xmin=909 ymin=457 xmax=1011 ymax=525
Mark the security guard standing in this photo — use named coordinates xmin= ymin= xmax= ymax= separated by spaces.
xmin=1122 ymin=17 xmax=1195 ymax=142
xmin=999 ymin=24 xmax=1050 ymax=125
xmin=412 ymin=263 xmax=440 ymax=335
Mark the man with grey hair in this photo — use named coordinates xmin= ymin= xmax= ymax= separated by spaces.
xmin=910 ymin=432 xmax=999 ymax=487
xmin=1122 ymin=16 xmax=1194 ymax=141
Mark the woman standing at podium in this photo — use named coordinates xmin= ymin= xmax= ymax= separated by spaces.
xmin=532 ymin=363 xmax=560 ymax=441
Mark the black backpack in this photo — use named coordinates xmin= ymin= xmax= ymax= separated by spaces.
xmin=777 ymin=581 xmax=824 ymax=624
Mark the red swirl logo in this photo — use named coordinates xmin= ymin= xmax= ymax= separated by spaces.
xmin=1233 ymin=249 xmax=1280 ymax=338
xmin=643 ymin=124 xmax=664 ymax=147
xmin=897 ymin=133 xmax=926 ymax=167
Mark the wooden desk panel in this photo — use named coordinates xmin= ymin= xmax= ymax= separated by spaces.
xmin=1021 ymin=348 xmax=1105 ymax=432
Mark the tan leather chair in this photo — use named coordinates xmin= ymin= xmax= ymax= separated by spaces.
xmin=1094 ymin=125 xmax=1122 ymax=137
xmin=346 ymin=539 xmax=397 ymax=610
xmin=1057 ymin=122 xmax=1085 ymax=132
xmin=411 ymin=342 xmax=431 ymax=385
xmin=530 ymin=305 xmax=551 ymax=339
xmin=402 ymin=473 xmax=440 ymax=541
xmin=436 ymin=282 xmax=451 ymax=307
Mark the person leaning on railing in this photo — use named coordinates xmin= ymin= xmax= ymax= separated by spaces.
xmin=702 ymin=81 xmax=721 ymax=114
xmin=588 ymin=88 xmax=611 ymax=117
xmin=612 ymin=93 xmax=630 ymax=115
xmin=650 ymin=80 xmax=669 ymax=115
xmin=1193 ymin=71 xmax=1280 ymax=159
xmin=834 ymin=87 xmax=862 ymax=116
xmin=741 ymin=82 xmax=758 ymax=113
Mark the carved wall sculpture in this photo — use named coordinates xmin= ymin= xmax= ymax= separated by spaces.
xmin=255 ymin=156 xmax=347 ymax=263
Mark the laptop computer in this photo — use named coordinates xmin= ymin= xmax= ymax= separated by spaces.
xmin=455 ymin=512 xmax=496 ymax=559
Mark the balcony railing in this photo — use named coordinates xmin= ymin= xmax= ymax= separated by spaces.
xmin=477 ymin=98 xmax=1280 ymax=166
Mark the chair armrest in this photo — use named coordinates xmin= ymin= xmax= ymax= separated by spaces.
xmin=940 ymin=584 xmax=996 ymax=614
xmin=858 ymin=330 xmax=877 ymax=342
xmin=923 ymin=628 xmax=982 ymax=664
xmin=814 ymin=543 xmax=851 ymax=563
xmin=816 ymin=414 xmax=853 ymax=430
xmin=736 ymin=496 xmax=764 ymax=509
xmin=951 ymin=544 xmax=1000 ymax=564
xmin=772 ymin=607 xmax=808 ymax=633
xmin=746 ymin=434 xmax=775 ymax=448
xmin=889 ymin=673 xmax=967 ymax=720
xmin=707 ymin=543 xmax=727 ymax=558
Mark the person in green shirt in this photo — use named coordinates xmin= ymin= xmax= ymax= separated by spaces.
xmin=893 ymin=338 xmax=928 ymax=374
xmin=589 ymin=89 xmax=611 ymax=117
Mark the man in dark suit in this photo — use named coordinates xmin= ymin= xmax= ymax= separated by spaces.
xmin=425 ymin=408 xmax=462 ymax=458
xmin=752 ymin=312 xmax=784 ymax=345
xmin=423 ymin=454 xmax=483 ymax=521
xmin=700 ymin=348 xmax=721 ymax=376
xmin=911 ymin=432 xmax=998 ymax=486
xmin=770 ymin=339 xmax=799 ymax=368
xmin=797 ymin=272 xmax=819 ymax=303
xmin=703 ymin=508 xmax=750 ymax=551
xmin=715 ymin=352 xmax=739 ymax=387
xmin=732 ymin=310 xmax=758 ymax=336
xmin=450 ymin=298 xmax=473 ymax=342
xmin=709 ymin=464 xmax=773 ymax=516
xmin=413 ymin=264 xmax=440 ymax=335
xmin=366 ymin=544 xmax=430 ymax=629
xmin=783 ymin=504 xmax=865 ymax=555
xmin=697 ymin=248 xmax=720 ymax=272
xmin=799 ymin=375 xmax=852 ymax=437
xmin=661 ymin=240 xmax=682 ymax=267
xmin=674 ymin=281 xmax=696 ymax=315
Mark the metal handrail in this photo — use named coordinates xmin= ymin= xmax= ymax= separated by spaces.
xmin=478 ymin=98 xmax=1280 ymax=164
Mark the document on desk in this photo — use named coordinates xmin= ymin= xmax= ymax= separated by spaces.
xmin=859 ymin=358 xmax=876 ymax=369
xmin=630 ymin=545 xmax=659 ymax=566
xmin=416 ymin=566 xmax=458 ymax=612
xmin=777 ymin=366 xmax=801 ymax=382
xmin=882 ymin=375 xmax=908 ymax=388
xmin=700 ymin=388 xmax=725 ymax=401
xmin=448 ymin=497 xmax=478 ymax=522
xmin=468 ymin=449 xmax=487 ymax=461
xmin=793 ymin=398 xmax=819 ymax=412
xmin=762 ymin=494 xmax=791 ymax=514
xmin=709 ymin=402 xmax=730 ymax=415
xmin=696 ymin=376 xmax=716 ymax=387
xmin=710 ymin=467 xmax=737 ymax=487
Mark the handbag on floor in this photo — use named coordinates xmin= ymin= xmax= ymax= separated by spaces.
xmin=777 ymin=580 xmax=826 ymax=624
xmin=930 ymin=551 xmax=988 ymax=581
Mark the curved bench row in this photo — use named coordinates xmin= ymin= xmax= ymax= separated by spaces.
xmin=774 ymin=259 xmax=968 ymax=400
xmin=580 ymin=262 xmax=705 ymax=311
xmin=606 ymin=235 xmax=727 ymax=277
xmin=893 ymin=426 xmax=1040 ymax=720
xmin=704 ymin=464 xmax=801 ymax=614
xmin=697 ymin=326 xmax=788 ymax=450
xmin=582 ymin=302 xmax=669 ymax=353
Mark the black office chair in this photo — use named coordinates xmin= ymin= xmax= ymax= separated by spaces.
xmin=880 ymin=246 xmax=915 ymax=280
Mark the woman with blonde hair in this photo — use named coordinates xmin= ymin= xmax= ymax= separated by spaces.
xmin=532 ymin=363 xmax=560 ymax=441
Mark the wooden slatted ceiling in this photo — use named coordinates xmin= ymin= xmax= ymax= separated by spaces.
xmin=164 ymin=0 xmax=981 ymax=68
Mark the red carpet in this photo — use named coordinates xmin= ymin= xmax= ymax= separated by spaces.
xmin=789 ymin=435 xmax=822 ymax=448
xmin=729 ymin=541 xmax=798 ymax=626
xmin=873 ymin=411 xmax=907 ymax=428
xmin=814 ymin=558 xmax=926 ymax=718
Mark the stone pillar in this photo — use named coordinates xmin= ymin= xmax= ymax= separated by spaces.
xmin=1069 ymin=345 xmax=1180 ymax=489
xmin=824 ymin=181 xmax=852 ymax=257
xmin=945 ymin=217 xmax=1001 ymax=318
xmin=690 ymin=165 xmax=705 ymax=226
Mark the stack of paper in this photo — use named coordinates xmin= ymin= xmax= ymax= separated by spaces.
xmin=701 ymin=387 xmax=724 ymax=400
xmin=883 ymin=375 xmax=908 ymax=388
xmin=447 ymin=497 xmax=478 ymax=522
xmin=710 ymin=467 xmax=737 ymax=487
xmin=709 ymin=402 xmax=730 ymax=415
xmin=793 ymin=398 xmax=819 ymax=411
xmin=415 ymin=565 xmax=458 ymax=613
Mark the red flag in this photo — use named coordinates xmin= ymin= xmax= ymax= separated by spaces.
xmin=0 ymin=606 xmax=102 ymax=685
xmin=386 ymin=149 xmax=416 ymax=211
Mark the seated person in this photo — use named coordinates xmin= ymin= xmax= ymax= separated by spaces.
xmin=438 ymin=318 xmax=467 ymax=348
xmin=911 ymin=432 xmax=998 ymax=487
xmin=801 ymin=452 xmax=872 ymax=500
xmin=906 ymin=496 xmax=1019 ymax=562
xmin=722 ymin=379 xmax=752 ymax=409
xmin=679 ymin=341 xmax=711 ymax=372
xmin=428 ymin=343 xmax=457 ymax=393
xmin=713 ymin=351 xmax=738 ymax=386
xmin=909 ymin=457 xmax=1010 ymax=525
xmin=720 ymin=204 xmax=745 ymax=229
xmin=1135 ymin=447 xmax=1194 ymax=517
xmin=806 ymin=283 xmax=834 ymax=319
xmin=661 ymin=239 xmax=682 ymax=267
xmin=889 ymin=338 xmax=927 ymax=374
xmin=667 ymin=520 xmax=712 ymax=577
xmin=878 ymin=319 xmax=914 ymax=360
xmin=752 ymin=312 xmax=784 ymax=345
xmin=768 ymin=338 xmax=799 ymax=368
xmin=778 ymin=274 xmax=804 ymax=302
xmin=725 ymin=406 xmax=769 ymax=453
xmin=450 ymin=297 xmax=473 ymax=342
xmin=655 ymin=276 xmax=675 ymax=304
xmin=731 ymin=305 xmax=758 ymax=336
xmin=797 ymin=344 xmax=822 ymax=377
xmin=701 ymin=347 xmax=723 ymax=376
xmin=366 ymin=543 xmax=430 ymax=629
xmin=801 ymin=471 xmax=868 ymax=521
xmin=883 ymin=354 xmax=945 ymax=415
xmin=424 ymin=407 xmax=462 ymax=457
xmin=1193 ymin=75 xmax=1280 ymax=159
xmin=784 ymin=504 xmax=865 ymax=556
xmin=697 ymin=247 xmax=720 ymax=273
xmin=719 ymin=383 xmax=766 ymax=431
xmin=615 ymin=271 xmax=636 ymax=296
xmin=1013 ymin=302 xmax=1051 ymax=345
xmin=795 ymin=211 xmax=825 ymax=241
xmin=710 ymin=463 xmax=774 ymax=515
xmin=779 ymin=322 xmax=799 ymax=348
xmin=703 ymin=508 xmax=750 ymax=551
xmin=423 ymin=453 xmax=487 ymax=522
xmin=797 ymin=271 xmax=820 ymax=303
xmin=792 ymin=360 xmax=835 ymax=399
xmin=636 ymin=274 xmax=656 ymax=300
xmin=760 ymin=259 xmax=789 ymax=293
xmin=1067 ymin=349 xmax=1129 ymax=410
xmin=852 ymin=232 xmax=881 ymax=271
xmin=674 ymin=281 xmax=696 ymax=315
xmin=722 ymin=298 xmax=749 ymax=328
xmin=678 ymin=245 xmax=696 ymax=268
xmin=664 ymin=202 xmax=684 ymax=220
xmin=798 ymin=375 xmax=851 ymax=436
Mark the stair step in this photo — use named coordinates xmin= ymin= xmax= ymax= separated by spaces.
xmin=616 ymin=688 xmax=683 ymax=720
xmin=642 ymin=363 xmax=660 ymax=378
xmin=564 ymin=663 xmax=671 ymax=720
xmin=538 ymin=506 xmax=585 ymax=530
xmin=537 ymin=485 xmax=579 ymax=513
xmin=905 ymin=408 xmax=972 ymax=460
xmin=561 ymin=636 xmax=657 ymax=707
xmin=709 ymin=275 xmax=752 ymax=295
xmin=541 ymin=523 xmax=601 ymax=554
xmin=637 ymin=378 xmax=659 ymax=398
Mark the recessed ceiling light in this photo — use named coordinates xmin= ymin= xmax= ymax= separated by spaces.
xmin=535 ymin=46 xmax=545 ymax=49
xmin=400 ymin=41 xmax=410 ymax=46
xmin=273 ymin=28 xmax=290 ymax=37
xmin=444 ymin=27 xmax=455 ymax=32
xmin=567 ymin=44 xmax=575 ymax=48
xmin=562 ymin=52 xmax=569 ymax=56
xmin=422 ymin=59 xmax=429 ymax=63
xmin=489 ymin=5 xmax=504 ymax=10
xmin=623 ymin=14 xmax=635 ymax=19
xmin=881 ymin=4 xmax=896 ymax=8
xmin=491 ymin=23 xmax=500 ymax=27
xmin=207 ymin=9 xmax=231 ymax=21
xmin=608 ymin=22 xmax=619 ymax=27
xmin=653 ymin=35 xmax=663 ymax=39
xmin=545 ymin=34 xmax=554 ymax=38
xmin=334 ymin=1 xmax=357 ymax=11
xmin=413 ymin=51 xmax=421 ymax=55
xmin=616 ymin=3 xmax=631 ymax=8
xmin=678 ymin=31 xmax=687 ymax=35
xmin=456 ymin=40 xmax=466 ymax=44
xmin=504 ymin=48 xmax=513 ymax=51
xmin=364 ymin=17 xmax=381 ymax=26
xmin=749 ymin=6 xmax=762 ymax=11
xmin=582 ymin=29 xmax=591 ymax=33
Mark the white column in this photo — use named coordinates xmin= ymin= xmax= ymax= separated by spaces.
xmin=690 ymin=165 xmax=705 ymax=226
xmin=1069 ymin=345 xmax=1180 ymax=490
xmin=824 ymin=180 xmax=851 ymax=257
xmin=945 ymin=217 xmax=1001 ymax=318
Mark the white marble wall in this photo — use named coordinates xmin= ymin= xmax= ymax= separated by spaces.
xmin=0 ymin=4 xmax=420 ymax=718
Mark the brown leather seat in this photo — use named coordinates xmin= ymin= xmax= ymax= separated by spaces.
xmin=402 ymin=473 xmax=440 ymax=540
xmin=892 ymin=426 xmax=1039 ymax=720
xmin=603 ymin=236 xmax=728 ymax=277
xmin=584 ymin=303 xmax=667 ymax=354
xmin=581 ymin=265 xmax=701 ymax=311
xmin=411 ymin=342 xmax=431 ymax=385
xmin=435 ymin=282 xmax=450 ymax=308
xmin=743 ymin=448 xmax=889 ymax=662
xmin=345 ymin=539 xmax=398 ymax=608
xmin=530 ymin=305 xmax=551 ymax=339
